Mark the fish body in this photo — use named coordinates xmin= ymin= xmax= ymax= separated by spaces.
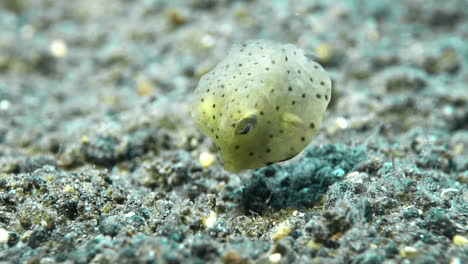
xmin=192 ymin=40 xmax=331 ymax=172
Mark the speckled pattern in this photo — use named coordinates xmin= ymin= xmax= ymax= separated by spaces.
xmin=0 ymin=0 xmax=467 ymax=263
xmin=192 ymin=40 xmax=331 ymax=172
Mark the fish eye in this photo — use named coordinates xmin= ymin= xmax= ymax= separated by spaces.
xmin=239 ymin=124 xmax=252 ymax=134
xmin=235 ymin=114 xmax=257 ymax=135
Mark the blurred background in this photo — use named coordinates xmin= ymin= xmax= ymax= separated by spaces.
xmin=0 ymin=0 xmax=466 ymax=154
xmin=0 ymin=0 xmax=467 ymax=263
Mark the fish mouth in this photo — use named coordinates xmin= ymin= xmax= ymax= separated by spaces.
xmin=222 ymin=158 xmax=245 ymax=173
xmin=223 ymin=162 xmax=238 ymax=173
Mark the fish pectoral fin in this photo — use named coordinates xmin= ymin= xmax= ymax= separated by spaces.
xmin=281 ymin=112 xmax=305 ymax=130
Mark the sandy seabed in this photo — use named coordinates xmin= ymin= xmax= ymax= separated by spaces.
xmin=0 ymin=0 xmax=467 ymax=263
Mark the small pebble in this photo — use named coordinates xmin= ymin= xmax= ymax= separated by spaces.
xmin=268 ymin=253 xmax=282 ymax=263
xmin=453 ymin=234 xmax=468 ymax=246
xmin=202 ymin=211 xmax=217 ymax=229
xmin=136 ymin=78 xmax=156 ymax=96
xmin=453 ymin=143 xmax=464 ymax=155
xmin=0 ymin=228 xmax=9 ymax=243
xmin=0 ymin=100 xmax=10 ymax=111
xmin=399 ymin=246 xmax=421 ymax=259
xmin=49 ymin=39 xmax=68 ymax=58
xmin=271 ymin=222 xmax=292 ymax=242
xmin=199 ymin=151 xmax=216 ymax=168
xmin=314 ymin=43 xmax=333 ymax=63
xmin=64 ymin=184 xmax=75 ymax=193
xmin=307 ymin=239 xmax=323 ymax=251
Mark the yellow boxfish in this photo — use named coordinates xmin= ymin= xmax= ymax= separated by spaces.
xmin=192 ymin=40 xmax=332 ymax=172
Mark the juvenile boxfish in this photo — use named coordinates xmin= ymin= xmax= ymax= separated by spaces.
xmin=192 ymin=40 xmax=332 ymax=172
